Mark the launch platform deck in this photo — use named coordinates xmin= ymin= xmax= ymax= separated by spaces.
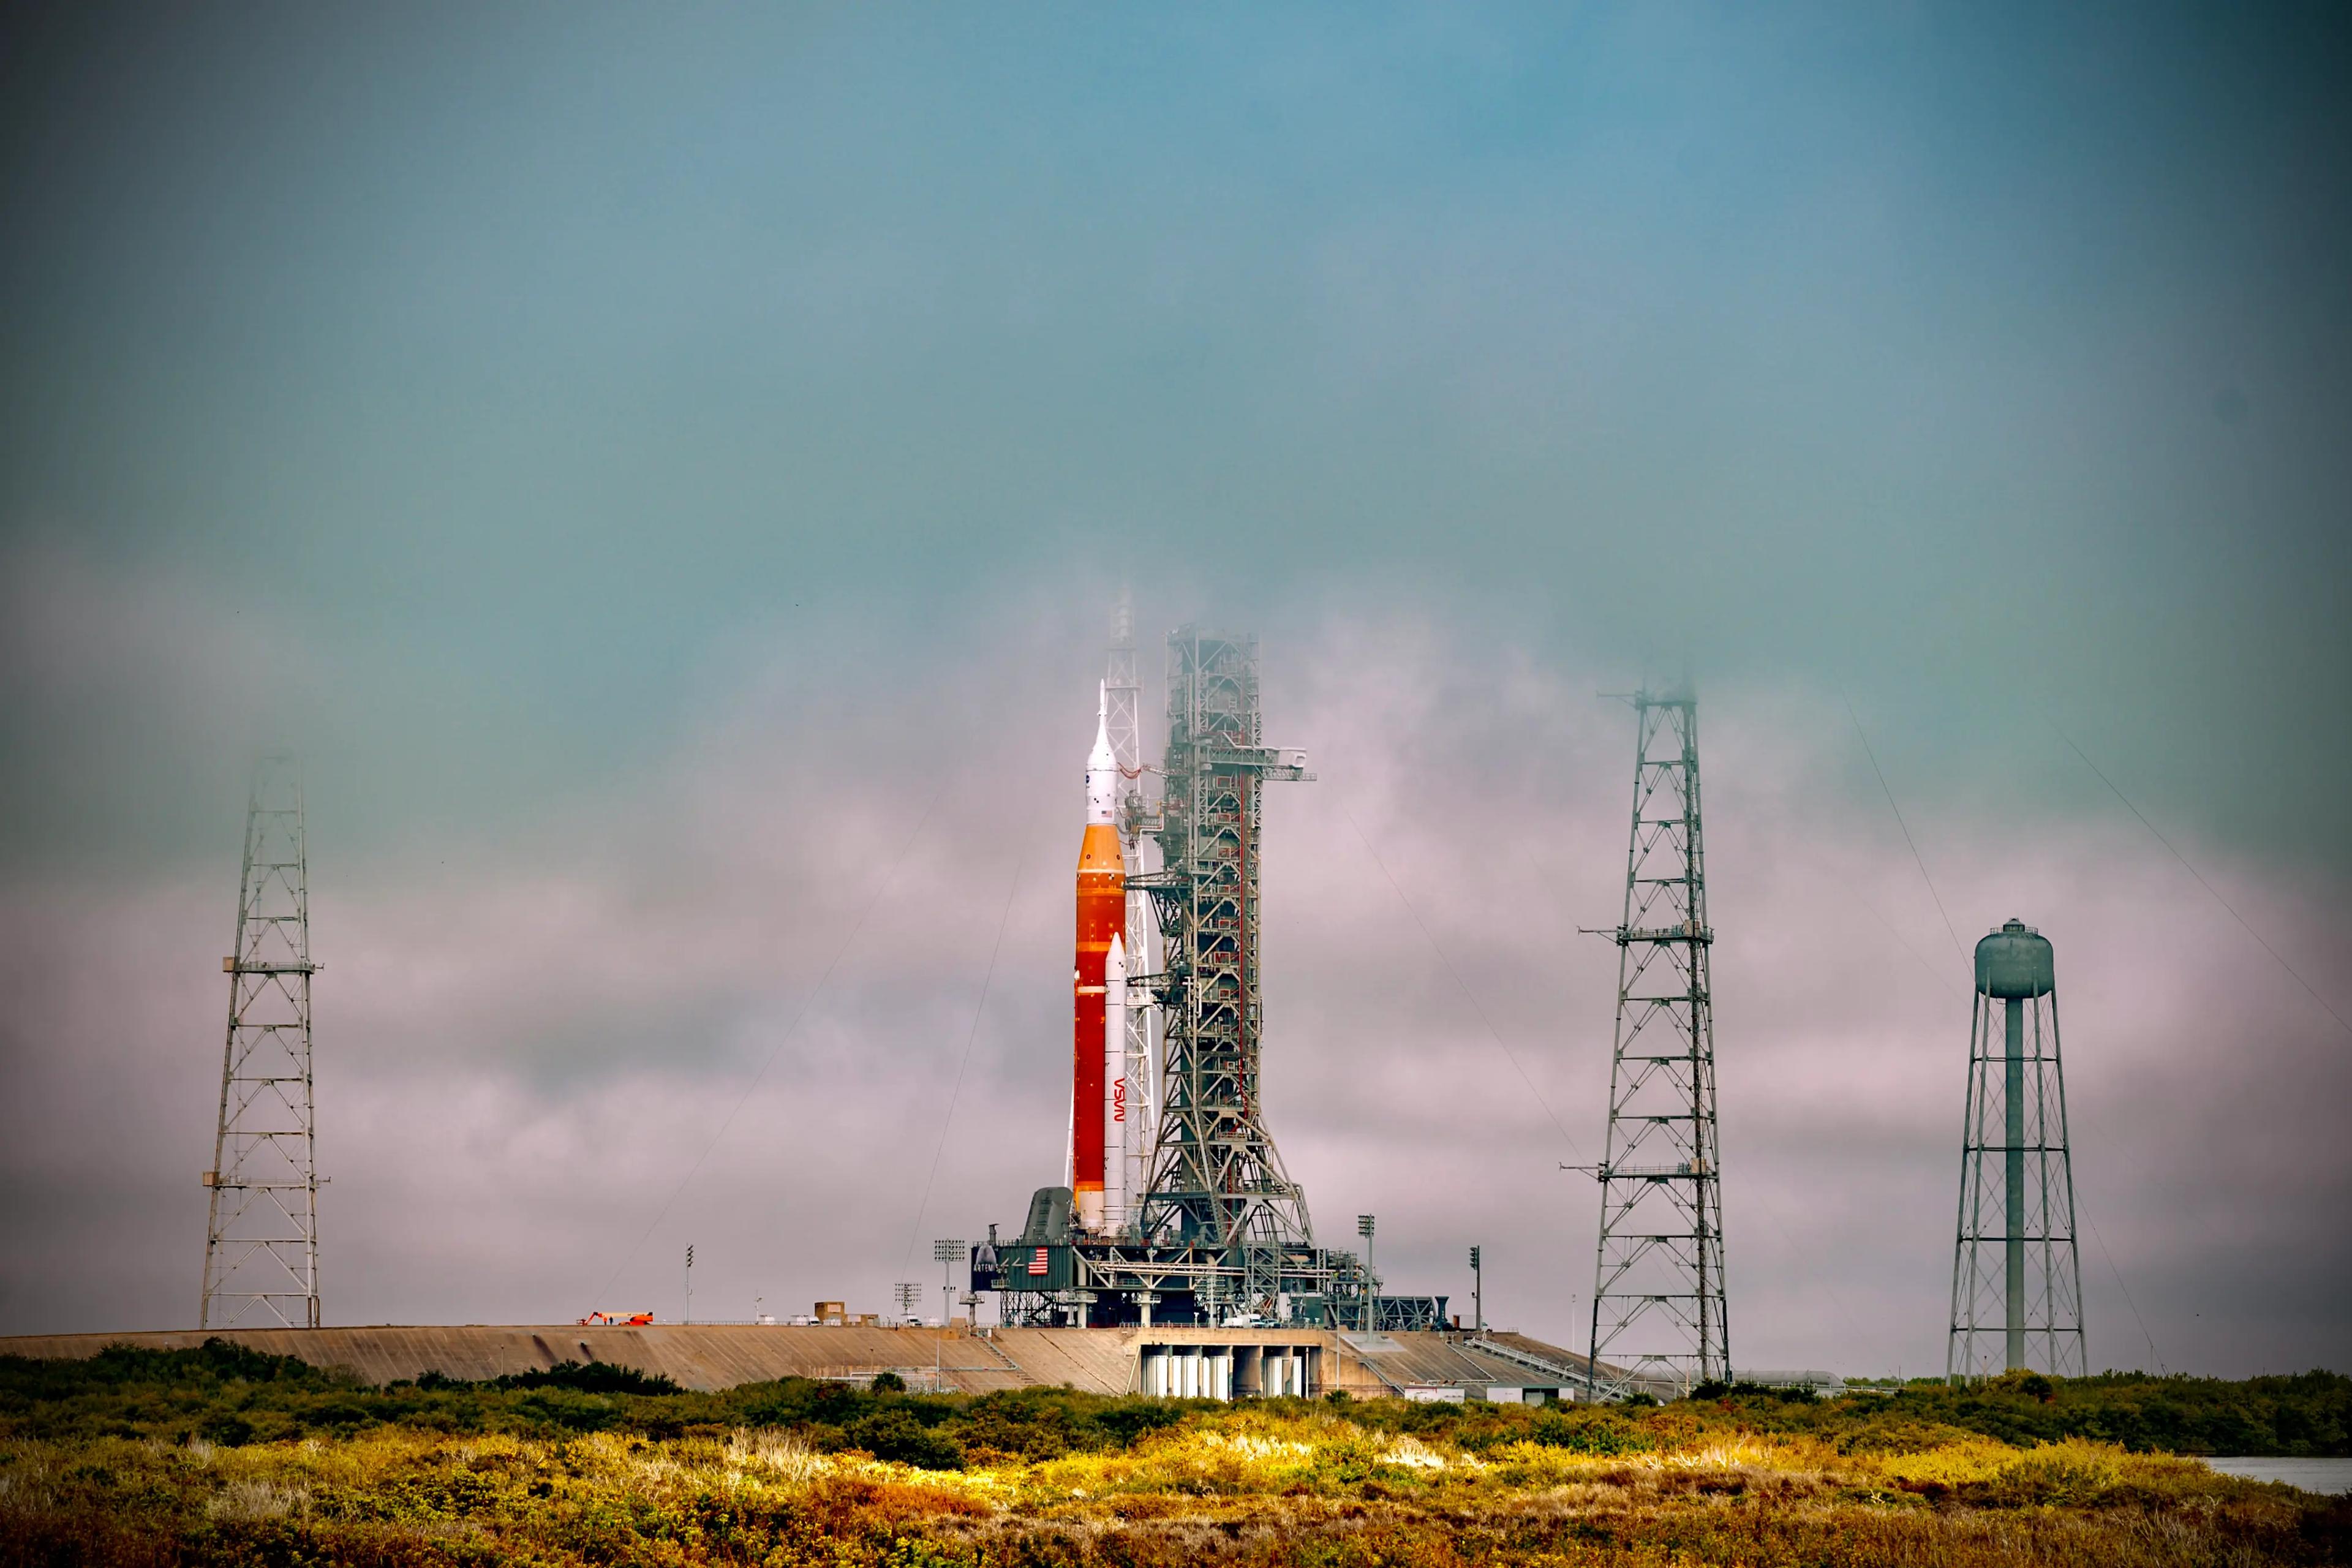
xmin=0 ymin=1324 xmax=1608 ymax=1400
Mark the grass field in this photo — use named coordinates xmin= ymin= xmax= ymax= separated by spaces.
xmin=2 ymin=1346 xmax=2346 ymax=1566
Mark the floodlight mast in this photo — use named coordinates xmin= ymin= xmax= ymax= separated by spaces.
xmin=933 ymin=1238 xmax=966 ymax=1385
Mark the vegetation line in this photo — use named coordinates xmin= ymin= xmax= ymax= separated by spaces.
xmin=4 ymin=1345 xmax=2345 ymax=1567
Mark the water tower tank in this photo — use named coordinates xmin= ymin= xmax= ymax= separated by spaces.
xmin=1973 ymin=919 xmax=2054 ymax=999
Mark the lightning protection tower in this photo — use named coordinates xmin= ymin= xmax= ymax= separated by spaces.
xmin=1948 ymin=919 xmax=2084 ymax=1380
xmin=200 ymin=753 xmax=322 ymax=1329
xmin=1587 ymin=688 xmax=1728 ymax=1396
xmin=1140 ymin=628 xmax=1315 ymax=1312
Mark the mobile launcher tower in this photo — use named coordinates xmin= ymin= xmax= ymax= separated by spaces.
xmin=974 ymin=624 xmax=1378 ymax=1327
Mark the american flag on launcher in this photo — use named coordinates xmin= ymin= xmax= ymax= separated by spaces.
xmin=1027 ymin=1247 xmax=1049 ymax=1277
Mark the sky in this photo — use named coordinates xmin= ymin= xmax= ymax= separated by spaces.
xmin=1 ymin=2 xmax=2346 ymax=1377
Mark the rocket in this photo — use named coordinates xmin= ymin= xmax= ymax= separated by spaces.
xmin=1072 ymin=682 xmax=1126 ymax=1233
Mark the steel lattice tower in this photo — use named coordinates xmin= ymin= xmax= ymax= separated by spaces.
xmin=200 ymin=753 xmax=322 ymax=1329
xmin=1948 ymin=919 xmax=2084 ymax=1380
xmin=1587 ymin=690 xmax=1728 ymax=1396
xmin=1140 ymin=628 xmax=1314 ymax=1308
xmin=1102 ymin=590 xmax=1156 ymax=1233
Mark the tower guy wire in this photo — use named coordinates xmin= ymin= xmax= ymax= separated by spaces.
xmin=591 ymin=771 xmax=951 ymax=1305
xmin=1334 ymin=798 xmax=1583 ymax=1161
xmin=903 ymin=821 xmax=1040 ymax=1269
xmin=1863 ymin=892 xmax=1968 ymax=1000
xmin=2084 ymin=1208 xmax=2165 ymax=1374
xmin=2041 ymin=707 xmax=2351 ymax=1039
xmin=1844 ymin=696 xmax=1966 ymax=959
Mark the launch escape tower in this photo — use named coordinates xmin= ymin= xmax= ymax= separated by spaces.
xmin=981 ymin=626 xmax=1387 ymax=1327
xmin=1586 ymin=690 xmax=1728 ymax=1396
xmin=200 ymin=753 xmax=322 ymax=1330
xmin=1947 ymin=921 xmax=2085 ymax=1381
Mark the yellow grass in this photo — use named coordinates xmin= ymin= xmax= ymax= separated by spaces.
xmin=0 ymin=1405 xmax=2332 ymax=1566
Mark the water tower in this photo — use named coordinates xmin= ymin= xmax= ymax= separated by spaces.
xmin=1947 ymin=919 xmax=2086 ymax=1379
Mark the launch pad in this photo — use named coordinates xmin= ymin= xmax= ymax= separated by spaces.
xmin=3 ymin=1322 xmax=1605 ymax=1401
xmin=974 ymin=621 xmax=1445 ymax=1331
xmin=970 ymin=1199 xmax=1454 ymax=1331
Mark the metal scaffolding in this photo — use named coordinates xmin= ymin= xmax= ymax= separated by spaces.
xmin=1948 ymin=920 xmax=2085 ymax=1380
xmin=1586 ymin=690 xmax=1728 ymax=1395
xmin=1137 ymin=628 xmax=1316 ymax=1292
xmin=200 ymin=753 xmax=322 ymax=1330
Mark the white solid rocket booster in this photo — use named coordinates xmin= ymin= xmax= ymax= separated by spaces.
xmin=1103 ymin=930 xmax=1128 ymax=1229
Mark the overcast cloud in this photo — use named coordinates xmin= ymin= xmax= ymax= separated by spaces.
xmin=1 ymin=2 xmax=2346 ymax=1374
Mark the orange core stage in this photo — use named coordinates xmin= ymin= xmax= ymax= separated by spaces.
xmin=1073 ymin=821 xmax=1124 ymax=1229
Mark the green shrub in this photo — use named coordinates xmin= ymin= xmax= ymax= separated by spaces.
xmin=197 ymin=1412 xmax=254 ymax=1447
xmin=489 ymin=1360 xmax=682 ymax=1395
xmin=1529 ymin=1411 xmax=1646 ymax=1455
xmin=841 ymin=1408 xmax=965 ymax=1469
xmin=4 ymin=1348 xmax=2342 ymax=1464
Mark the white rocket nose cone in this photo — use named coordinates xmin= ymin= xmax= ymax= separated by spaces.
xmin=1087 ymin=680 xmax=1118 ymax=824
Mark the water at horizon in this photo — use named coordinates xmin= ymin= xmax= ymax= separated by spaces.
xmin=2201 ymin=1457 xmax=2352 ymax=1494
